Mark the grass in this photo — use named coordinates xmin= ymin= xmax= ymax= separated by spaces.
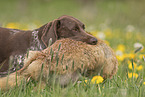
xmin=0 ymin=0 xmax=145 ymax=97
xmin=0 ymin=0 xmax=145 ymax=32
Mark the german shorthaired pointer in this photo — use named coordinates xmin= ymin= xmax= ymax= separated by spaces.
xmin=0 ymin=15 xmax=98 ymax=76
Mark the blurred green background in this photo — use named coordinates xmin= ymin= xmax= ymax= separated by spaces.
xmin=0 ymin=0 xmax=145 ymax=32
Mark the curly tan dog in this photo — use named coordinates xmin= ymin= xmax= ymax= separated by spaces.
xmin=0 ymin=38 xmax=118 ymax=90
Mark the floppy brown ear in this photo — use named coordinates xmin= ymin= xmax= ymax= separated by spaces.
xmin=40 ymin=19 xmax=60 ymax=48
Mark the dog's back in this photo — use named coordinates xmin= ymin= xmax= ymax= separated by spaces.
xmin=0 ymin=28 xmax=12 ymax=65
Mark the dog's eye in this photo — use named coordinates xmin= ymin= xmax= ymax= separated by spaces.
xmin=73 ymin=27 xmax=79 ymax=32
xmin=82 ymin=25 xmax=85 ymax=29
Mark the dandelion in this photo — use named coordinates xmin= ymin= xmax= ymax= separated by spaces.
xmin=84 ymin=79 xmax=89 ymax=84
xmin=5 ymin=22 xmax=20 ymax=29
xmin=126 ymin=25 xmax=135 ymax=32
xmin=116 ymin=55 xmax=125 ymax=61
xmin=128 ymin=61 xmax=137 ymax=70
xmin=97 ymin=32 xmax=106 ymax=40
xmin=136 ymin=65 xmax=143 ymax=71
xmin=129 ymin=54 xmax=135 ymax=59
xmin=116 ymin=50 xmax=125 ymax=61
xmin=117 ymin=44 xmax=125 ymax=52
xmin=82 ymin=79 xmax=91 ymax=86
xmin=134 ymin=42 xmax=144 ymax=53
xmin=116 ymin=50 xmax=123 ymax=56
xmin=82 ymin=76 xmax=104 ymax=85
xmin=143 ymin=82 xmax=145 ymax=85
xmin=128 ymin=60 xmax=143 ymax=71
xmin=91 ymin=76 xmax=104 ymax=84
xmin=124 ymin=53 xmax=135 ymax=59
xmin=128 ymin=72 xmax=138 ymax=78
xmin=134 ymin=43 xmax=144 ymax=49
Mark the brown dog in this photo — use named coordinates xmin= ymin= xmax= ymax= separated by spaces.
xmin=0 ymin=38 xmax=118 ymax=90
xmin=0 ymin=15 xmax=98 ymax=74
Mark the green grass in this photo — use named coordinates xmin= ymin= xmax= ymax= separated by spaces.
xmin=0 ymin=0 xmax=145 ymax=97
xmin=0 ymin=71 xmax=145 ymax=97
xmin=0 ymin=0 xmax=145 ymax=32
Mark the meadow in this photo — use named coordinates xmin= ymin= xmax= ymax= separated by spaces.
xmin=0 ymin=0 xmax=145 ymax=97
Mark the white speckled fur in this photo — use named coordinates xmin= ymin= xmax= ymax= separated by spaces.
xmin=9 ymin=30 xmax=44 ymax=72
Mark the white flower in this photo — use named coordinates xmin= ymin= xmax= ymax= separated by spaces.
xmin=116 ymin=50 xmax=123 ymax=56
xmin=126 ymin=25 xmax=135 ymax=32
xmin=134 ymin=42 xmax=144 ymax=49
xmin=134 ymin=42 xmax=144 ymax=53
xmin=97 ymin=32 xmax=106 ymax=40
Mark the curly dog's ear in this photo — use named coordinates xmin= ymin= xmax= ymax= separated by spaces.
xmin=38 ymin=19 xmax=60 ymax=48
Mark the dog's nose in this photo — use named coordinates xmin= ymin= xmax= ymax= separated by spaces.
xmin=90 ymin=38 xmax=98 ymax=45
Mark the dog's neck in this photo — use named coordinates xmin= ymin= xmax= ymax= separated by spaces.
xmin=30 ymin=30 xmax=44 ymax=51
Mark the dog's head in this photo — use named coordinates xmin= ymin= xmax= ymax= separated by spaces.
xmin=38 ymin=15 xmax=98 ymax=48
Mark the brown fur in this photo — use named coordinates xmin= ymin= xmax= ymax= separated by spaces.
xmin=0 ymin=38 xmax=118 ymax=90
xmin=0 ymin=15 xmax=98 ymax=73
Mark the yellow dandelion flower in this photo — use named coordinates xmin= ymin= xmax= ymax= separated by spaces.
xmin=5 ymin=22 xmax=20 ymax=29
xmin=128 ymin=72 xmax=138 ymax=78
xmin=116 ymin=50 xmax=125 ymax=61
xmin=91 ymin=76 xmax=104 ymax=84
xmin=81 ymin=79 xmax=89 ymax=86
xmin=117 ymin=44 xmax=125 ymax=52
xmin=128 ymin=61 xmax=137 ymax=70
xmin=117 ymin=55 xmax=125 ymax=61
xmin=129 ymin=54 xmax=135 ymax=59
xmin=136 ymin=65 xmax=143 ymax=71
xmin=124 ymin=53 xmax=135 ymax=59
xmin=84 ymin=80 xmax=88 ymax=83
xmin=143 ymin=82 xmax=145 ymax=85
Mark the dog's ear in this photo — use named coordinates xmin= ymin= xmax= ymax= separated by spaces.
xmin=40 ymin=19 xmax=60 ymax=48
